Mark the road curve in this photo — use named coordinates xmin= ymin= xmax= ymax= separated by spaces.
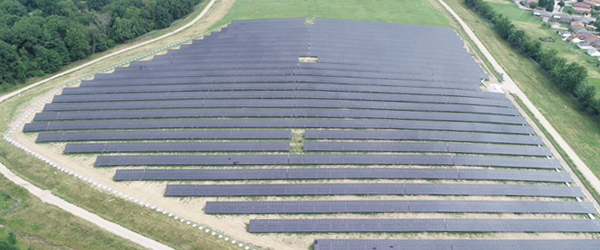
xmin=0 ymin=0 xmax=216 ymax=104
xmin=437 ymin=0 xmax=600 ymax=196
xmin=0 ymin=162 xmax=173 ymax=250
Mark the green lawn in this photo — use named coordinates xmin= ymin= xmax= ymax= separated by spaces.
xmin=485 ymin=0 xmax=600 ymax=93
xmin=210 ymin=0 xmax=450 ymax=29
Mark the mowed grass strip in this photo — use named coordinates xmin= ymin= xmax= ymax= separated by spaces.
xmin=210 ymin=0 xmax=450 ymax=29
xmin=444 ymin=0 xmax=600 ymax=182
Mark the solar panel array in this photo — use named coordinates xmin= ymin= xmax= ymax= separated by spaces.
xmin=21 ymin=17 xmax=599 ymax=245
xmin=248 ymin=219 xmax=600 ymax=233
xmin=313 ymin=239 xmax=600 ymax=250
xmin=113 ymin=168 xmax=572 ymax=182
xmin=205 ymin=200 xmax=595 ymax=214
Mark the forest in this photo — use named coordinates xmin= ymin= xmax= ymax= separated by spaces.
xmin=0 ymin=0 xmax=202 ymax=89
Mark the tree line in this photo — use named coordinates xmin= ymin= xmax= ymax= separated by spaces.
xmin=465 ymin=0 xmax=600 ymax=115
xmin=0 ymin=0 xmax=201 ymax=89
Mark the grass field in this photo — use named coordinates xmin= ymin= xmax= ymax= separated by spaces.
xmin=210 ymin=0 xmax=450 ymax=29
xmin=444 ymin=0 xmax=600 ymax=188
xmin=484 ymin=0 xmax=600 ymax=93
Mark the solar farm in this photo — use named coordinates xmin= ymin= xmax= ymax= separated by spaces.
xmin=20 ymin=18 xmax=600 ymax=249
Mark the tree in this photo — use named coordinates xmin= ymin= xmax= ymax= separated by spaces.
xmin=65 ymin=25 xmax=90 ymax=60
xmin=575 ymin=83 xmax=597 ymax=113
xmin=558 ymin=1 xmax=565 ymax=7
xmin=564 ymin=6 xmax=574 ymax=14
xmin=7 ymin=232 xmax=16 ymax=245
xmin=546 ymin=0 xmax=555 ymax=12
xmin=539 ymin=0 xmax=548 ymax=8
xmin=529 ymin=2 xmax=538 ymax=9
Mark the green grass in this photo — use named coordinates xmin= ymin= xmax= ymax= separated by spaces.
xmin=209 ymin=0 xmax=450 ymax=30
xmin=485 ymin=0 xmax=600 ymax=94
xmin=445 ymin=0 xmax=600 ymax=187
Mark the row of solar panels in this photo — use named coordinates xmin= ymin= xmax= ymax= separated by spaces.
xmin=34 ymin=109 xmax=525 ymax=126
xmin=160 ymin=49 xmax=477 ymax=67
xmin=51 ymin=91 xmax=513 ymax=108
xmin=24 ymin=119 xmax=533 ymax=134
xmin=63 ymin=141 xmax=290 ymax=153
xmin=119 ymin=60 xmax=483 ymax=79
xmin=303 ymin=141 xmax=550 ymax=156
xmin=314 ymin=239 xmax=600 ymax=250
xmin=62 ymin=83 xmax=505 ymax=100
xmin=43 ymin=100 xmax=518 ymax=116
xmin=113 ymin=167 xmax=571 ymax=182
xmin=304 ymin=130 xmax=543 ymax=145
xmin=36 ymin=129 xmax=542 ymax=145
xmin=36 ymin=129 xmax=292 ymax=142
xmin=313 ymin=239 xmax=600 ymax=250
xmin=63 ymin=140 xmax=549 ymax=156
xmin=164 ymin=183 xmax=583 ymax=197
xmin=95 ymin=154 xmax=560 ymax=168
xmin=204 ymin=200 xmax=595 ymax=214
xmin=249 ymin=218 xmax=600 ymax=233
xmin=79 ymin=75 xmax=482 ymax=89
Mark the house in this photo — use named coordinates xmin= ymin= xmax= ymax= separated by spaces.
xmin=574 ymin=2 xmax=593 ymax=9
xmin=587 ymin=48 xmax=600 ymax=56
xmin=590 ymin=39 xmax=600 ymax=48
xmin=576 ymin=32 xmax=598 ymax=40
xmin=569 ymin=36 xmax=582 ymax=43
xmin=571 ymin=21 xmax=586 ymax=29
xmin=573 ymin=16 xmax=595 ymax=25
xmin=578 ymin=42 xmax=594 ymax=49
xmin=572 ymin=27 xmax=589 ymax=34
xmin=555 ymin=14 xmax=573 ymax=24
xmin=551 ymin=22 xmax=561 ymax=29
xmin=585 ymin=0 xmax=600 ymax=7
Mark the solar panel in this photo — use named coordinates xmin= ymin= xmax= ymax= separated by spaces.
xmin=36 ymin=129 xmax=292 ymax=142
xmin=304 ymin=129 xmax=543 ymax=145
xmin=64 ymin=141 xmax=290 ymax=153
xmin=205 ymin=200 xmax=595 ymax=214
xmin=248 ymin=218 xmax=600 ymax=233
xmin=165 ymin=183 xmax=582 ymax=197
xmin=312 ymin=239 xmax=600 ymax=250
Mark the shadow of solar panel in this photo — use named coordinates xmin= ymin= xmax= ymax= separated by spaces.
xmin=312 ymin=239 xmax=600 ymax=250
xmin=64 ymin=141 xmax=290 ymax=153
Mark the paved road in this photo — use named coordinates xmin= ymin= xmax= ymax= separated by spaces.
xmin=0 ymin=162 xmax=173 ymax=250
xmin=438 ymin=0 xmax=600 ymax=196
xmin=0 ymin=0 xmax=216 ymax=104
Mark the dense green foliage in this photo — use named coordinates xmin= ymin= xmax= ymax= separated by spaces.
xmin=465 ymin=0 xmax=600 ymax=115
xmin=0 ymin=0 xmax=201 ymax=89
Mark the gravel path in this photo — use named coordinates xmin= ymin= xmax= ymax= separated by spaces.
xmin=0 ymin=162 xmax=173 ymax=250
